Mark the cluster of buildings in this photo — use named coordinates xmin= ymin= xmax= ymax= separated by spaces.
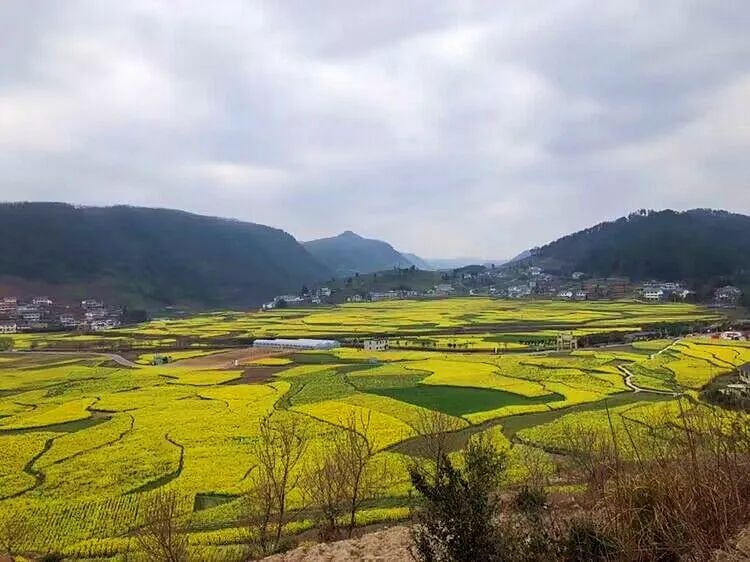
xmin=488 ymin=271 xmax=639 ymax=301
xmin=480 ymin=266 xmax=744 ymax=306
xmin=635 ymin=282 xmax=695 ymax=302
xmin=368 ymin=289 xmax=421 ymax=302
xmin=263 ymin=284 xmax=463 ymax=308
xmin=259 ymin=265 xmax=744 ymax=310
xmin=363 ymin=284 xmax=457 ymax=302
xmin=261 ymin=287 xmax=332 ymax=310
xmin=0 ymin=297 xmax=121 ymax=334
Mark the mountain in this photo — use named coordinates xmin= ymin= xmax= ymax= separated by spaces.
xmin=523 ymin=209 xmax=750 ymax=287
xmin=303 ymin=231 xmax=413 ymax=278
xmin=506 ymin=248 xmax=537 ymax=264
xmin=0 ymin=203 xmax=330 ymax=308
xmin=400 ymin=252 xmax=434 ymax=270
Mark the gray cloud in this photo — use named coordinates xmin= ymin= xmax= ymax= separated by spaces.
xmin=1 ymin=0 xmax=748 ymax=258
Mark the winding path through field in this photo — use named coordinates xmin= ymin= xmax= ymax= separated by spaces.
xmin=615 ymin=364 xmax=679 ymax=396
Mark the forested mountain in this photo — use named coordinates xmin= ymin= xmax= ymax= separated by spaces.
xmin=526 ymin=209 xmax=750 ymax=287
xmin=303 ymin=231 xmax=414 ymax=277
xmin=0 ymin=203 xmax=330 ymax=307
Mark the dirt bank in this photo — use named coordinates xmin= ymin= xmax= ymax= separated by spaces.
xmin=263 ymin=526 xmax=412 ymax=562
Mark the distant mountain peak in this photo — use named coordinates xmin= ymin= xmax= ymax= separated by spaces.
xmin=304 ymin=231 xmax=412 ymax=277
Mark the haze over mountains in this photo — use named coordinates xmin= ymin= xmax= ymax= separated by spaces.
xmin=1 ymin=203 xmax=749 ymax=308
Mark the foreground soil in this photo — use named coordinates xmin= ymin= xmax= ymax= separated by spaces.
xmin=263 ymin=526 xmax=412 ymax=562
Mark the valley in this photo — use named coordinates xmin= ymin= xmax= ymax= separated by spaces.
xmin=1 ymin=298 xmax=747 ymax=559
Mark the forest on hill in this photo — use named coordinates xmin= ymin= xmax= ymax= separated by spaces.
xmin=0 ymin=203 xmax=330 ymax=307
xmin=525 ymin=209 xmax=750 ymax=299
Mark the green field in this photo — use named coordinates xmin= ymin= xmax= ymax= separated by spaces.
xmin=0 ymin=299 xmax=745 ymax=559
xmin=369 ymin=385 xmax=562 ymax=416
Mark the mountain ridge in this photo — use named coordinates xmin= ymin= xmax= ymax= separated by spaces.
xmin=0 ymin=202 xmax=330 ymax=308
xmin=512 ymin=208 xmax=750 ymax=293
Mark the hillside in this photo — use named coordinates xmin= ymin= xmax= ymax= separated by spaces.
xmin=400 ymin=252 xmax=434 ymax=270
xmin=320 ymin=268 xmax=445 ymax=302
xmin=0 ymin=203 xmax=330 ymax=308
xmin=524 ymin=209 xmax=750 ymax=289
xmin=303 ymin=231 xmax=414 ymax=277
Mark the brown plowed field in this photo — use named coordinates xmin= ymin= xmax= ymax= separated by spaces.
xmin=167 ymin=348 xmax=289 ymax=369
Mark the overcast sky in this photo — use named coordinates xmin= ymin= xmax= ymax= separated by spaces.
xmin=1 ymin=1 xmax=749 ymax=258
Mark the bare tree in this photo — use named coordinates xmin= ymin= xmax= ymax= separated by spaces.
xmin=413 ymin=409 xmax=464 ymax=466
xmin=246 ymin=414 xmax=308 ymax=554
xmin=134 ymin=490 xmax=188 ymax=562
xmin=335 ymin=411 xmax=390 ymax=538
xmin=0 ymin=511 xmax=33 ymax=560
xmin=242 ymin=467 xmax=276 ymax=556
xmin=303 ymin=445 xmax=348 ymax=540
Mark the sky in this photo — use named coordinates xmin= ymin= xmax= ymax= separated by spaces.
xmin=1 ymin=1 xmax=749 ymax=259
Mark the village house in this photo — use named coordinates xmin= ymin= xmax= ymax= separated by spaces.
xmin=0 ymin=297 xmax=17 ymax=316
xmin=370 ymin=290 xmax=401 ymax=302
xmin=84 ymin=307 xmax=108 ymax=321
xmin=508 ymin=285 xmax=531 ymax=299
xmin=89 ymin=319 xmax=119 ymax=331
xmin=59 ymin=314 xmax=78 ymax=328
xmin=643 ymin=288 xmax=665 ymax=302
xmin=715 ymin=286 xmax=742 ymax=307
xmin=363 ymin=338 xmax=389 ymax=352
xmin=434 ymin=284 xmax=455 ymax=296
xmin=556 ymin=332 xmax=579 ymax=351
xmin=17 ymin=305 xmax=42 ymax=322
xmin=0 ymin=322 xmax=17 ymax=334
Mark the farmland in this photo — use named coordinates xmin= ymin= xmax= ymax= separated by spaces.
xmin=0 ymin=298 xmax=745 ymax=559
xmin=3 ymin=298 xmax=722 ymax=352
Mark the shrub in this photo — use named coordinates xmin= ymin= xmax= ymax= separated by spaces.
xmin=409 ymin=434 xmax=511 ymax=562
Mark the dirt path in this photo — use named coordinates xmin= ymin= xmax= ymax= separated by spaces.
xmin=615 ymin=364 xmax=679 ymax=396
xmin=164 ymin=348 xmax=288 ymax=369
xmin=263 ymin=526 xmax=412 ymax=562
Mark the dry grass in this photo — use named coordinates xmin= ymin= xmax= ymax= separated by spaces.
xmin=572 ymin=401 xmax=750 ymax=561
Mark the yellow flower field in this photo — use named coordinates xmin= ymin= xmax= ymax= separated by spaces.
xmin=0 ymin=299 xmax=741 ymax=557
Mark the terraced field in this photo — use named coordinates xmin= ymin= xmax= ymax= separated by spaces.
xmin=3 ymin=298 xmax=721 ymax=352
xmin=0 ymin=300 xmax=743 ymax=560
